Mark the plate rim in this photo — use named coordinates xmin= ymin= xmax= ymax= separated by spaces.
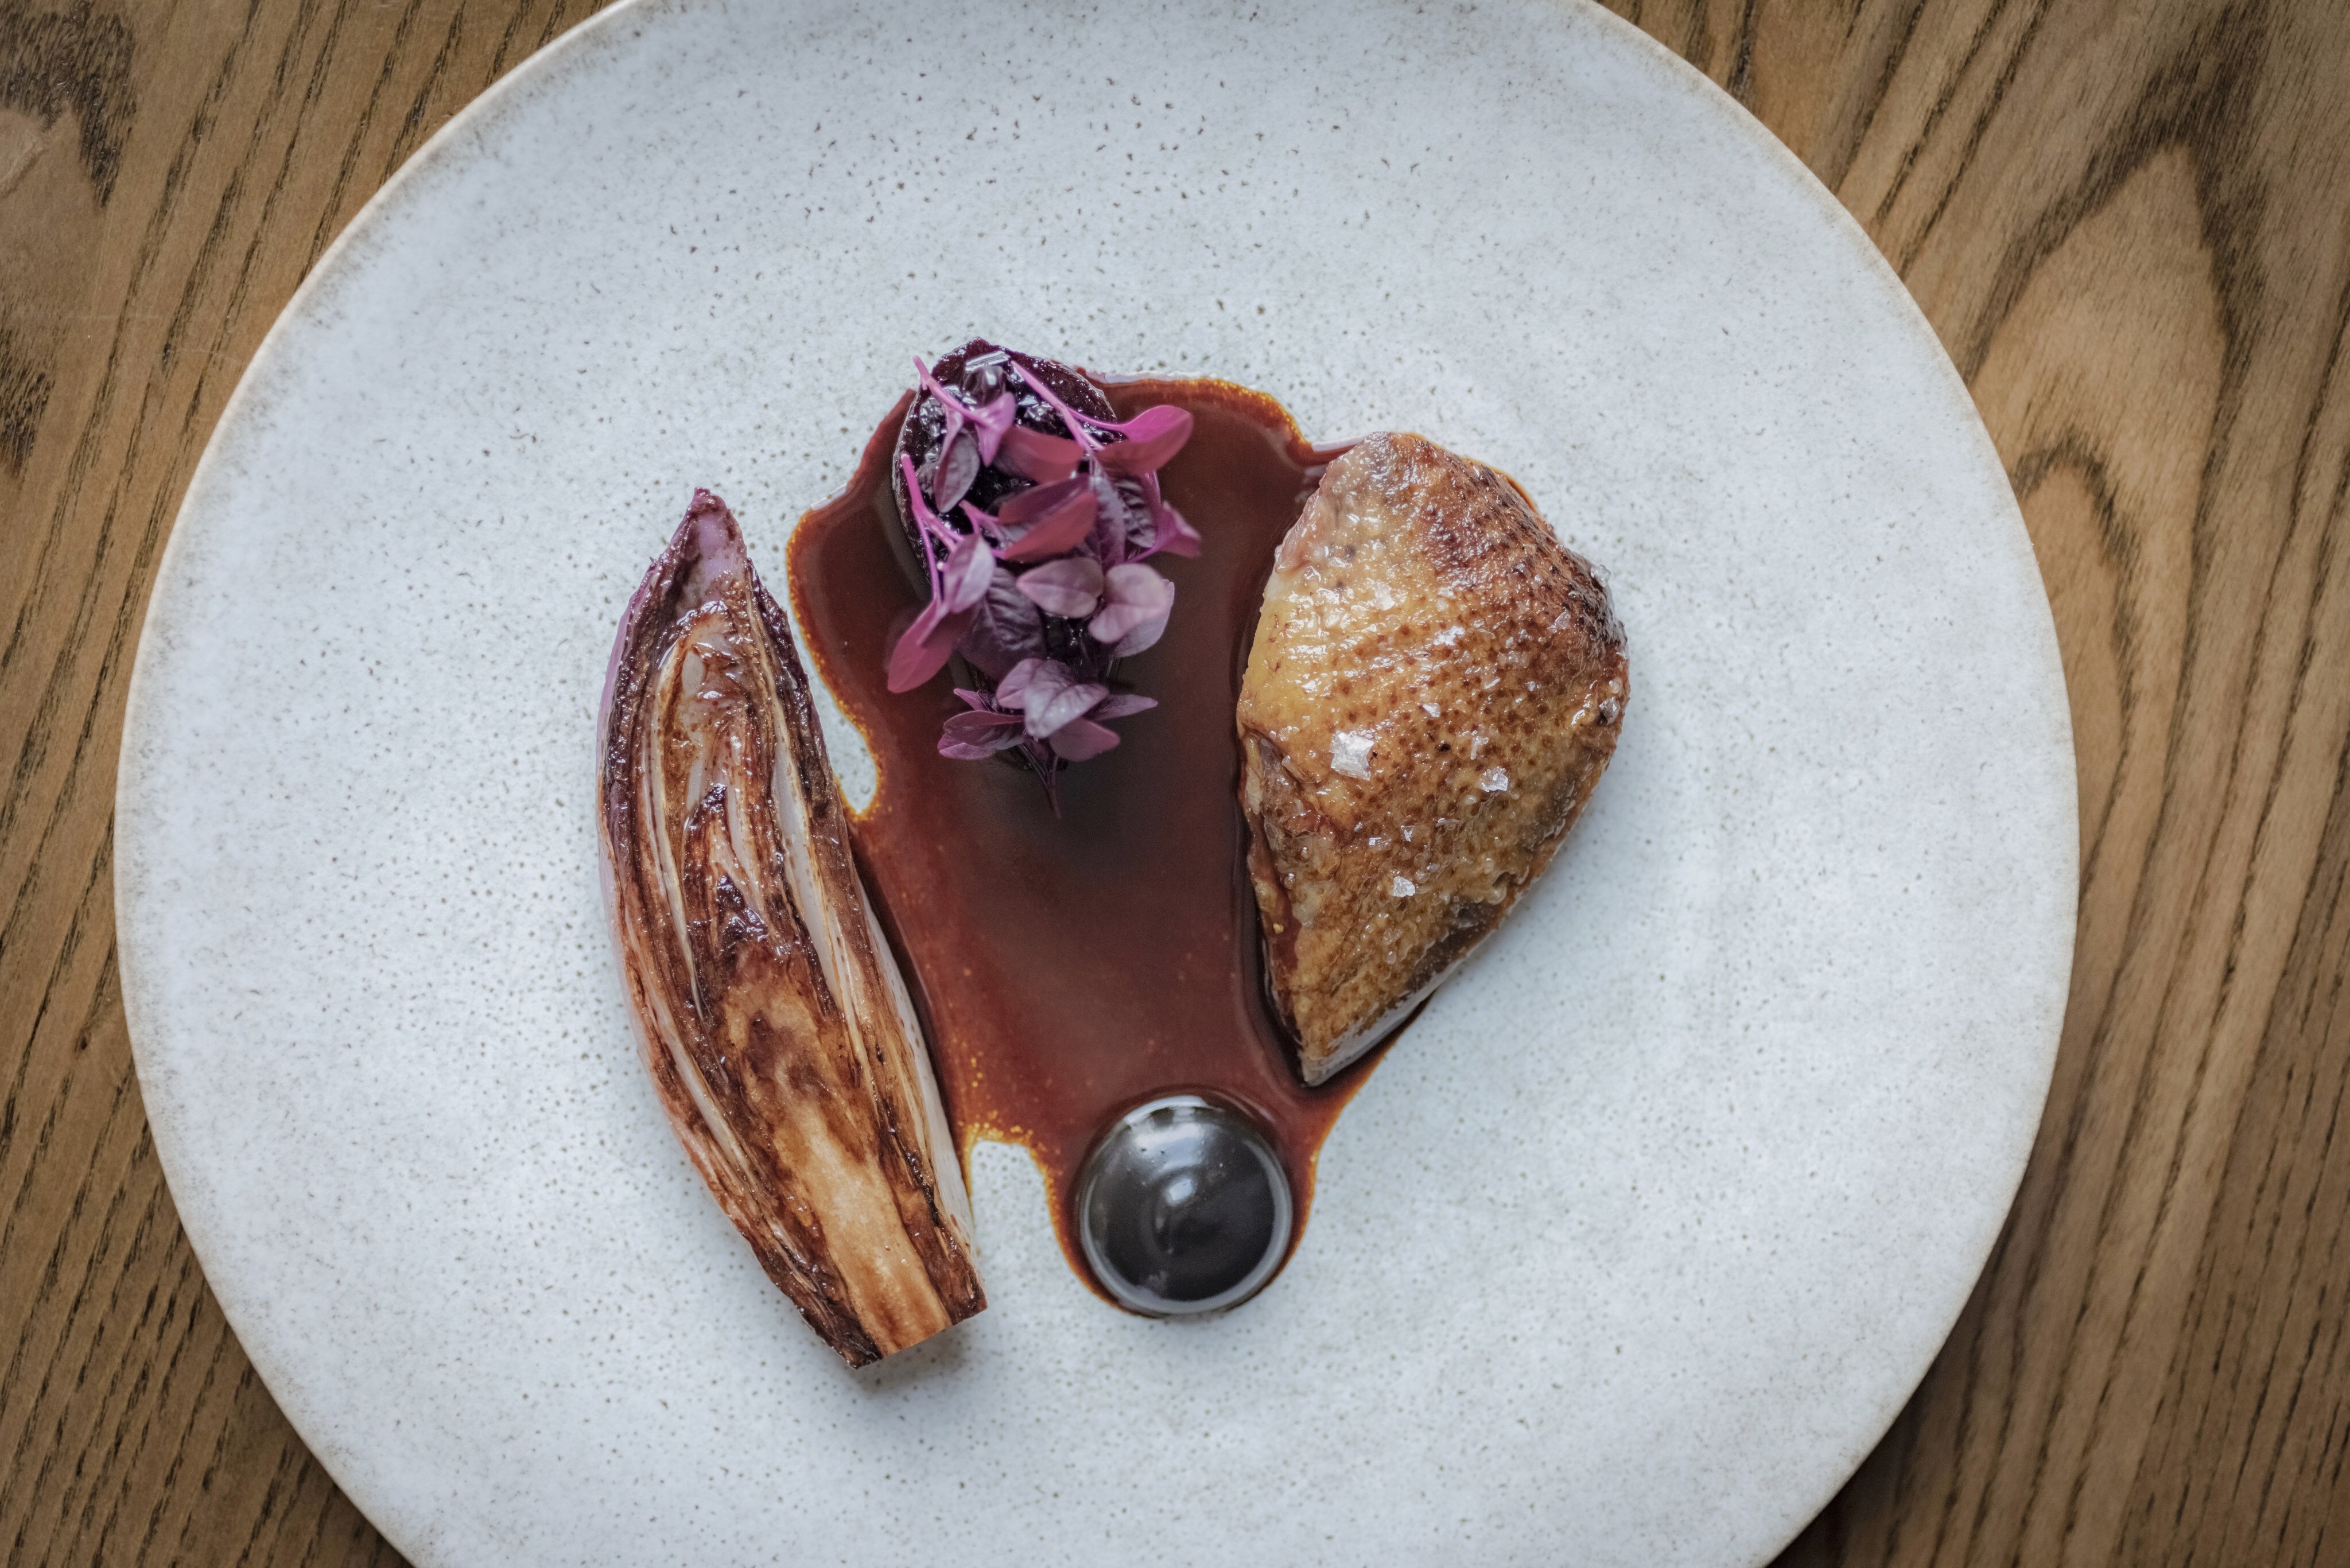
xmin=114 ymin=1 xmax=2079 ymax=1562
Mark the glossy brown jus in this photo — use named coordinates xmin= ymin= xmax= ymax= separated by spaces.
xmin=788 ymin=377 xmax=1378 ymax=1297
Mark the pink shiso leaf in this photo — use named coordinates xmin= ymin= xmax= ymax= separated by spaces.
xmin=966 ymin=390 xmax=1016 ymax=465
xmin=995 ymin=655 xmax=1059 ymax=709
xmin=932 ymin=429 xmax=981 ymax=513
xmin=938 ymin=527 xmax=995 ymax=613
xmin=995 ymin=481 xmax=1098 ymax=563
xmin=912 ymin=355 xmax=1015 ymax=473
xmin=1089 ymin=692 xmax=1157 ymax=721
xmin=960 ymin=502 xmax=1006 ymax=546
xmin=1024 ymin=676 xmax=1110 ymax=741
xmin=1089 ymin=405 xmax=1193 ymax=476
xmin=1086 ymin=466 xmax=1143 ymax=567
xmin=885 ymin=491 xmax=995 ymax=691
xmin=1014 ymin=555 xmax=1105 ymax=617
xmin=1149 ymin=495 xmax=1201 ymax=558
xmin=996 ymin=425 xmax=1083 ymax=484
xmin=998 ymin=657 xmax=1102 ymax=740
xmin=940 ymin=737 xmax=1023 ymax=761
xmin=898 ymin=454 xmax=956 ymax=553
xmin=938 ymin=708 xmax=1026 ymax=759
xmin=885 ymin=598 xmax=974 ymax=693
xmin=943 ymin=708 xmax=1021 ymax=734
xmin=909 ymin=361 xmax=968 ymax=507
xmin=995 ymin=475 xmax=1083 ymax=526
xmin=1087 ymin=562 xmax=1175 ymax=655
xmin=1047 ymin=717 xmax=1121 ymax=760
xmin=1004 ymin=363 xmax=1104 ymax=453
xmin=958 ymin=569 xmax=1045 ymax=680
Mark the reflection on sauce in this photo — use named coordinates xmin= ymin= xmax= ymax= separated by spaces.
xmin=787 ymin=376 xmax=1395 ymax=1303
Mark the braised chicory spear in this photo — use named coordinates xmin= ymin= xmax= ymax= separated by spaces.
xmin=598 ymin=491 xmax=984 ymax=1365
xmin=887 ymin=341 xmax=1195 ymax=797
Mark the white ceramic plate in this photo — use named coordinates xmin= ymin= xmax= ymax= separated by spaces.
xmin=115 ymin=2 xmax=2075 ymax=1563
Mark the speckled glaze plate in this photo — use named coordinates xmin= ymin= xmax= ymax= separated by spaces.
xmin=115 ymin=2 xmax=2075 ymax=1564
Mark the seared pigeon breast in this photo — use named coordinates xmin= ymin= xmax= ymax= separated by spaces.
xmin=1237 ymin=433 xmax=1627 ymax=1084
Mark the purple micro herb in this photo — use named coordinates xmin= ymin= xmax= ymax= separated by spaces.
xmin=885 ymin=341 xmax=1193 ymax=806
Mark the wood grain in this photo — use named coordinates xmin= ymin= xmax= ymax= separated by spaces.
xmin=2 ymin=1 xmax=2344 ymax=1563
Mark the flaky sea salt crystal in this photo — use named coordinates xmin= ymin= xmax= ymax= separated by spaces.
xmin=1330 ymin=730 xmax=1374 ymax=779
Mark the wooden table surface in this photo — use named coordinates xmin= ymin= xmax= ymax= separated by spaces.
xmin=4 ymin=1 xmax=2346 ymax=1563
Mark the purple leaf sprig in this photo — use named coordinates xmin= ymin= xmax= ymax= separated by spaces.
xmin=884 ymin=345 xmax=1196 ymax=802
xmin=938 ymin=666 xmax=1158 ymax=764
xmin=909 ymin=356 xmax=1016 ymax=516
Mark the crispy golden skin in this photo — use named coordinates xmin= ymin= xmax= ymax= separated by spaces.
xmin=1238 ymin=433 xmax=1627 ymax=1084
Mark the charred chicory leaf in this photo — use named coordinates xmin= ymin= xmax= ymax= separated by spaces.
xmin=599 ymin=489 xmax=984 ymax=1365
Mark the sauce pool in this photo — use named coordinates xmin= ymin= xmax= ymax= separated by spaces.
xmin=787 ymin=376 xmax=1391 ymax=1304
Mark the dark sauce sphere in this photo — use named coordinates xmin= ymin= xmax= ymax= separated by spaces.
xmin=1077 ymin=1096 xmax=1294 ymax=1316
